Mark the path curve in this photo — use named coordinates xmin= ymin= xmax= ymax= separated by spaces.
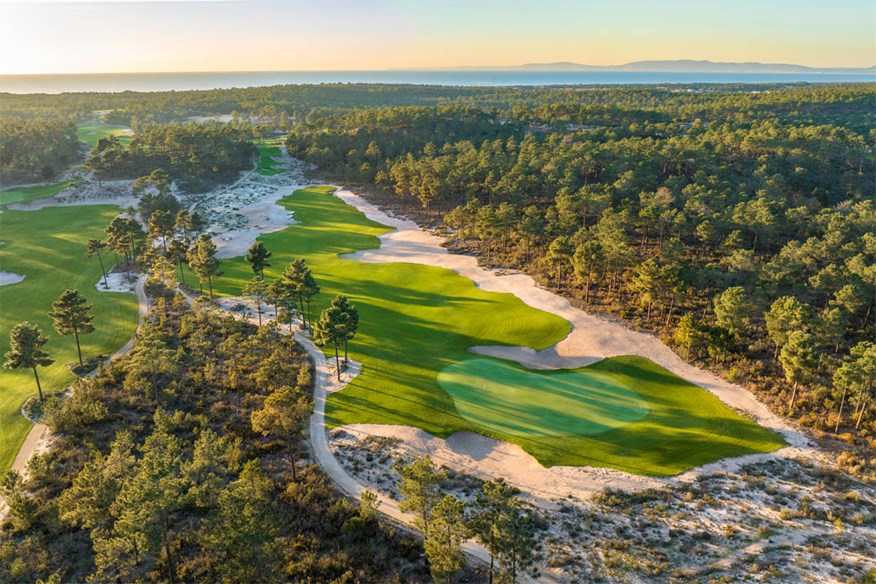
xmin=296 ymin=329 xmax=516 ymax=575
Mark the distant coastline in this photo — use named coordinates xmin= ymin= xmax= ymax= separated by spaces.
xmin=2 ymin=70 xmax=874 ymax=95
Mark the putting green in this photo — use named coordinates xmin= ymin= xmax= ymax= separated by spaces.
xmin=213 ymin=186 xmax=786 ymax=475
xmin=439 ymin=358 xmax=648 ymax=437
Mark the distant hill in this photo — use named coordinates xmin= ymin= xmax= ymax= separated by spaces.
xmin=398 ymin=60 xmax=876 ymax=75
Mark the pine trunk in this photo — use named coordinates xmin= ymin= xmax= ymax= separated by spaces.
xmin=73 ymin=325 xmax=83 ymax=365
xmin=33 ymin=367 xmax=43 ymax=401
xmin=97 ymin=251 xmax=108 ymax=288
xmin=787 ymin=381 xmax=799 ymax=415
xmin=835 ymin=387 xmax=847 ymax=433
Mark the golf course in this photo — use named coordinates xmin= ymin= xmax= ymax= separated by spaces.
xmin=0 ymin=183 xmax=139 ymax=471
xmin=215 ymin=186 xmax=785 ymax=476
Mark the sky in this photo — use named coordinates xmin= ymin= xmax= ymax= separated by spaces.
xmin=0 ymin=0 xmax=874 ymax=74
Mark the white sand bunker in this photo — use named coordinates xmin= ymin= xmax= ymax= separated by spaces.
xmin=95 ymin=271 xmax=137 ymax=294
xmin=0 ymin=271 xmax=26 ymax=286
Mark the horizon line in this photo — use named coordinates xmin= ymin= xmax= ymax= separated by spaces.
xmin=3 ymin=60 xmax=876 ymax=77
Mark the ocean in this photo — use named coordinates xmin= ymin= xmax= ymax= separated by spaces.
xmin=1 ymin=71 xmax=874 ymax=94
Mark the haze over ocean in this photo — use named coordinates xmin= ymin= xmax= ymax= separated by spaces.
xmin=2 ymin=70 xmax=874 ymax=94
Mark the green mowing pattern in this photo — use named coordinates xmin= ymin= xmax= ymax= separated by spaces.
xmin=0 ymin=204 xmax=139 ymax=472
xmin=75 ymin=123 xmax=132 ymax=148
xmin=438 ymin=358 xmax=649 ymax=437
xmin=213 ymin=186 xmax=784 ymax=476
xmin=0 ymin=181 xmax=78 ymax=207
xmin=441 ymin=356 xmax=785 ymax=474
xmin=256 ymin=145 xmax=284 ymax=176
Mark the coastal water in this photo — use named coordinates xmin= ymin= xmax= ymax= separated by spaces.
xmin=2 ymin=70 xmax=874 ymax=94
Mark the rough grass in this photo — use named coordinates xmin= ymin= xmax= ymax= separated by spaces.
xmin=75 ymin=123 xmax=132 ymax=148
xmin=213 ymin=186 xmax=785 ymax=475
xmin=0 ymin=204 xmax=139 ymax=472
xmin=256 ymin=145 xmax=285 ymax=176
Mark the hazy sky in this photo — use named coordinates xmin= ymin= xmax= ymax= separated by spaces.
xmin=1 ymin=0 xmax=874 ymax=74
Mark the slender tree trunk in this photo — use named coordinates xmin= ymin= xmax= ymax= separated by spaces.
xmin=73 ymin=325 xmax=83 ymax=365
xmin=787 ymin=381 xmax=799 ymax=415
xmin=178 ymin=260 xmax=186 ymax=285
xmin=335 ymin=342 xmax=341 ymax=381
xmin=207 ymin=274 xmax=214 ymax=299
xmin=289 ymin=448 xmax=298 ymax=482
xmin=298 ymin=294 xmax=306 ymax=328
xmin=835 ymin=387 xmax=847 ymax=433
xmin=163 ymin=530 xmax=176 ymax=584
xmin=344 ymin=339 xmax=348 ymax=363
xmin=855 ymin=388 xmax=871 ymax=429
xmin=97 ymin=250 xmax=108 ymax=289
xmin=256 ymin=296 xmax=262 ymax=326
xmin=33 ymin=367 xmax=44 ymax=401
xmin=665 ymin=296 xmax=676 ymax=328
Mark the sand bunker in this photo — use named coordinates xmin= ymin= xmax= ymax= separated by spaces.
xmin=0 ymin=271 xmax=26 ymax=286
xmin=95 ymin=270 xmax=137 ymax=294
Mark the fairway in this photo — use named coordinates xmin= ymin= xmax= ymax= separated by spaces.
xmin=256 ymin=144 xmax=285 ymax=176
xmin=214 ymin=186 xmax=785 ymax=476
xmin=0 ymin=199 xmax=139 ymax=472
xmin=75 ymin=123 xmax=132 ymax=147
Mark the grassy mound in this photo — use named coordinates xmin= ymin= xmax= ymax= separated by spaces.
xmin=213 ymin=186 xmax=785 ymax=475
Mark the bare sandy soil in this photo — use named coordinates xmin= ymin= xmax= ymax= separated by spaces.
xmin=333 ymin=430 xmax=875 ymax=583
xmin=188 ymin=150 xmax=310 ymax=258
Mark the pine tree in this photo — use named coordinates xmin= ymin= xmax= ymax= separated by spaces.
xmin=187 ymin=234 xmax=220 ymax=298
xmin=86 ymin=238 xmax=110 ymax=289
xmin=779 ymin=330 xmax=818 ymax=415
xmin=48 ymin=289 xmax=95 ymax=366
xmin=245 ymin=241 xmax=272 ymax=278
xmin=242 ymin=276 xmax=268 ymax=326
xmin=313 ymin=302 xmax=346 ymax=381
xmin=3 ymin=322 xmax=55 ymax=401
xmin=393 ymin=456 xmax=444 ymax=547
xmin=424 ymin=495 xmax=467 ymax=584
xmin=250 ymin=385 xmax=311 ymax=481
